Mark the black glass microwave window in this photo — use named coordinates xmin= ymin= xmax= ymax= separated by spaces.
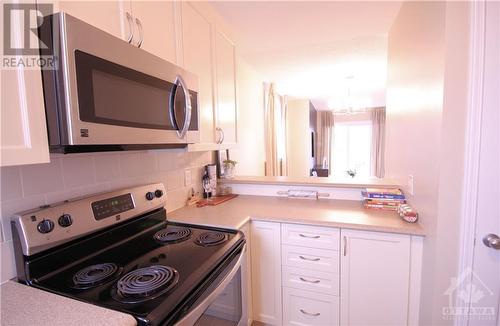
xmin=74 ymin=50 xmax=197 ymax=131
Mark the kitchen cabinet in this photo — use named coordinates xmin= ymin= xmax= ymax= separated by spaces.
xmin=56 ymin=1 xmax=177 ymax=64
xmin=54 ymin=1 xmax=125 ymax=40
xmin=181 ymin=2 xmax=217 ymax=148
xmin=1 ymin=15 xmax=50 ymax=166
xmin=214 ymin=30 xmax=237 ymax=146
xmin=127 ymin=1 xmax=177 ymax=64
xmin=250 ymin=221 xmax=282 ymax=325
xmin=250 ymin=222 xmax=422 ymax=326
xmin=340 ymin=229 xmax=411 ymax=325
xmin=283 ymin=287 xmax=339 ymax=326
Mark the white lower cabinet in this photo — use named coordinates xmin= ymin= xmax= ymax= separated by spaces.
xmin=283 ymin=287 xmax=339 ymax=326
xmin=250 ymin=221 xmax=282 ymax=325
xmin=250 ymin=222 xmax=422 ymax=326
xmin=340 ymin=229 xmax=412 ymax=326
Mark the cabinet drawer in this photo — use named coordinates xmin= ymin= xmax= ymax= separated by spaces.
xmin=282 ymin=224 xmax=340 ymax=250
xmin=282 ymin=266 xmax=339 ymax=296
xmin=283 ymin=287 xmax=339 ymax=326
xmin=282 ymin=245 xmax=339 ymax=273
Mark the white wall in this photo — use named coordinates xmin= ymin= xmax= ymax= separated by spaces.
xmin=386 ymin=3 xmax=445 ymax=322
xmin=386 ymin=2 xmax=472 ymax=324
xmin=231 ymin=57 xmax=266 ymax=176
xmin=432 ymin=2 xmax=471 ymax=323
xmin=287 ymin=99 xmax=311 ymax=177
xmin=0 ymin=150 xmax=213 ymax=284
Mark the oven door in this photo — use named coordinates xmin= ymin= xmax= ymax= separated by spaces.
xmin=50 ymin=13 xmax=200 ymax=146
xmin=175 ymin=245 xmax=247 ymax=326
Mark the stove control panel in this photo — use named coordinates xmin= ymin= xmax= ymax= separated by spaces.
xmin=11 ymin=183 xmax=167 ymax=256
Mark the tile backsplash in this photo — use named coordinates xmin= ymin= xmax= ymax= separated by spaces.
xmin=0 ymin=149 xmax=213 ymax=283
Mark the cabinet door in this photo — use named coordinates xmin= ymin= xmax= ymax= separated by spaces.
xmin=215 ymin=30 xmax=237 ymax=145
xmin=1 ymin=15 xmax=50 ymax=166
xmin=340 ymin=229 xmax=411 ymax=325
xmin=56 ymin=1 xmax=126 ymax=40
xmin=181 ymin=3 xmax=215 ymax=145
xmin=130 ymin=1 xmax=176 ymax=64
xmin=251 ymin=221 xmax=282 ymax=325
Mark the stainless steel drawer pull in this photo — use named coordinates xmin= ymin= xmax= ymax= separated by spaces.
xmin=300 ymin=309 xmax=321 ymax=317
xmin=299 ymin=277 xmax=320 ymax=284
xmin=299 ymin=234 xmax=320 ymax=239
xmin=299 ymin=255 xmax=320 ymax=262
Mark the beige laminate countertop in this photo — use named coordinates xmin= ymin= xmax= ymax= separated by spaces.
xmin=0 ymin=281 xmax=136 ymax=326
xmin=168 ymin=195 xmax=424 ymax=236
xmin=218 ymin=175 xmax=399 ymax=188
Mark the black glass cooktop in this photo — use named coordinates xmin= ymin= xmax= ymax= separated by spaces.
xmin=23 ymin=209 xmax=244 ymax=325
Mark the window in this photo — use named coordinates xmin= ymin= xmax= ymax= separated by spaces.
xmin=332 ymin=121 xmax=372 ymax=178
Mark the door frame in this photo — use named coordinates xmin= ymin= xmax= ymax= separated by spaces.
xmin=455 ymin=1 xmax=487 ymax=325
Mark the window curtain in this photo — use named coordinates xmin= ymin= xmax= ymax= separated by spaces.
xmin=264 ymin=83 xmax=288 ymax=176
xmin=316 ymin=111 xmax=334 ymax=173
xmin=371 ymin=107 xmax=386 ymax=178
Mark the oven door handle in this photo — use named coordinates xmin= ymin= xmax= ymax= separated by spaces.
xmin=174 ymin=244 xmax=246 ymax=326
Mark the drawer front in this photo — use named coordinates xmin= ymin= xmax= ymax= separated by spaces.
xmin=282 ymin=245 xmax=339 ymax=273
xmin=282 ymin=223 xmax=340 ymax=250
xmin=283 ymin=287 xmax=339 ymax=326
xmin=282 ymin=266 xmax=339 ymax=296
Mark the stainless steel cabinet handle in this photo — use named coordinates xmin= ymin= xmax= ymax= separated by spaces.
xmin=300 ymin=309 xmax=320 ymax=317
xmin=135 ymin=18 xmax=143 ymax=48
xmin=299 ymin=255 xmax=320 ymax=262
xmin=343 ymin=236 xmax=347 ymax=256
xmin=483 ymin=234 xmax=500 ymax=249
xmin=219 ymin=127 xmax=225 ymax=144
xmin=215 ymin=127 xmax=222 ymax=144
xmin=125 ymin=12 xmax=134 ymax=43
xmin=299 ymin=234 xmax=320 ymax=239
xmin=299 ymin=277 xmax=320 ymax=284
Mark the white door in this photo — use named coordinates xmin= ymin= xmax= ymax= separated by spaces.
xmin=468 ymin=2 xmax=500 ymax=324
xmin=181 ymin=3 xmax=216 ymax=145
xmin=129 ymin=1 xmax=177 ymax=64
xmin=251 ymin=221 xmax=282 ymax=325
xmin=214 ymin=29 xmax=237 ymax=145
xmin=340 ymin=229 xmax=411 ymax=325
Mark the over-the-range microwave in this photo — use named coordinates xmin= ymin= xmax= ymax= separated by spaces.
xmin=39 ymin=12 xmax=200 ymax=153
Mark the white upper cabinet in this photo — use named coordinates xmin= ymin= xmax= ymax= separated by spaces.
xmin=181 ymin=3 xmax=216 ymax=146
xmin=340 ymin=229 xmax=411 ymax=325
xmin=55 ymin=1 xmax=125 ymax=40
xmin=1 ymin=66 xmax=50 ymax=167
xmin=129 ymin=1 xmax=177 ymax=63
xmin=1 ymin=4 xmax=50 ymax=167
xmin=214 ymin=30 xmax=237 ymax=146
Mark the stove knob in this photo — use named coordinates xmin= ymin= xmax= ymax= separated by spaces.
xmin=145 ymin=192 xmax=155 ymax=201
xmin=58 ymin=214 xmax=73 ymax=227
xmin=37 ymin=219 xmax=54 ymax=234
xmin=154 ymin=189 xmax=163 ymax=198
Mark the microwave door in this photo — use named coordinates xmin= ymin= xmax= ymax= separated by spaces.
xmin=171 ymin=76 xmax=192 ymax=139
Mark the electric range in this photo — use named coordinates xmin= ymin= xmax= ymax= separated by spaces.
xmin=11 ymin=183 xmax=246 ymax=326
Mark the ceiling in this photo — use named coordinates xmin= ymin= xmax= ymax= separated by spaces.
xmin=210 ymin=1 xmax=402 ymax=110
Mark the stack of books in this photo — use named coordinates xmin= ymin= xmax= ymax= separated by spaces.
xmin=362 ymin=188 xmax=406 ymax=211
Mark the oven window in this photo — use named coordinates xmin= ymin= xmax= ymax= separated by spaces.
xmin=195 ymin=269 xmax=242 ymax=326
xmin=75 ymin=50 xmax=178 ymax=130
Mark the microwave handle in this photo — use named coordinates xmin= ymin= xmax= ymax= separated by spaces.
xmin=172 ymin=75 xmax=192 ymax=138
